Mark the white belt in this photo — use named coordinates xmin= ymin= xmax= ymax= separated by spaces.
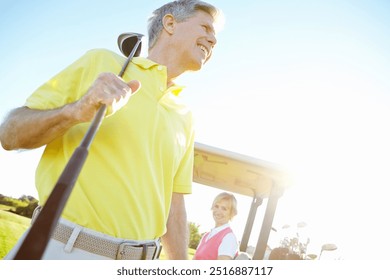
xmin=52 ymin=222 xmax=160 ymax=259
xmin=32 ymin=206 xmax=161 ymax=260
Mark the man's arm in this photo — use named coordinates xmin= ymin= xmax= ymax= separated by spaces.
xmin=0 ymin=74 xmax=140 ymax=150
xmin=161 ymin=192 xmax=189 ymax=260
xmin=0 ymin=105 xmax=80 ymax=150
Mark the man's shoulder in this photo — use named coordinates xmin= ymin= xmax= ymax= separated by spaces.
xmin=83 ymin=48 xmax=121 ymax=59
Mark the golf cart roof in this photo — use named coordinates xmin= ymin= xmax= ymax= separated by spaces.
xmin=193 ymin=142 xmax=292 ymax=198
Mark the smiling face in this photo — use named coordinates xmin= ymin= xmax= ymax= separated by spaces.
xmin=212 ymin=199 xmax=233 ymax=227
xmin=171 ymin=10 xmax=217 ymax=71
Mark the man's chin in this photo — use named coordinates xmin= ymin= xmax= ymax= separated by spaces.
xmin=189 ymin=61 xmax=204 ymax=72
xmin=190 ymin=57 xmax=207 ymax=71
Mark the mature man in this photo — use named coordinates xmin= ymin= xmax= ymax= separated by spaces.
xmin=0 ymin=0 xmax=222 ymax=260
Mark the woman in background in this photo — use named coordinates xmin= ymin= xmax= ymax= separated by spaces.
xmin=193 ymin=192 xmax=238 ymax=260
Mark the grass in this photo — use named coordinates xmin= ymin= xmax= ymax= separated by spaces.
xmin=159 ymin=247 xmax=196 ymax=260
xmin=0 ymin=209 xmax=30 ymax=259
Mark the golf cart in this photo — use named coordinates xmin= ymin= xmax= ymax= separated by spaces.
xmin=193 ymin=142 xmax=292 ymax=260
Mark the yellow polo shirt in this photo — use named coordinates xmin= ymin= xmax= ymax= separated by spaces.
xmin=25 ymin=49 xmax=194 ymax=240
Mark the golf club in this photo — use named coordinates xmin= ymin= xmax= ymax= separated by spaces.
xmin=12 ymin=33 xmax=144 ymax=260
xmin=319 ymin=243 xmax=338 ymax=259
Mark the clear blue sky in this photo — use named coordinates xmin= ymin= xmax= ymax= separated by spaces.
xmin=1 ymin=0 xmax=390 ymax=259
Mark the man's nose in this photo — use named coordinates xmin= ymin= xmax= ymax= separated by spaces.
xmin=208 ymin=33 xmax=217 ymax=47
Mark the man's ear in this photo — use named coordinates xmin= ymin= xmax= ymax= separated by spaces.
xmin=162 ymin=14 xmax=176 ymax=35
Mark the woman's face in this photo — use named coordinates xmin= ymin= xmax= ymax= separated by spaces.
xmin=212 ymin=199 xmax=232 ymax=227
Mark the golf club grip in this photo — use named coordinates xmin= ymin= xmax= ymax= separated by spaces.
xmin=13 ymin=147 xmax=89 ymax=259
xmin=80 ymin=104 xmax=107 ymax=149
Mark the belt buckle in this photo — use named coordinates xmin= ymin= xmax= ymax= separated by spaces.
xmin=117 ymin=242 xmax=157 ymax=260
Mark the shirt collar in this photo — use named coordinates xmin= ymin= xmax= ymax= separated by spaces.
xmin=170 ymin=85 xmax=185 ymax=96
xmin=132 ymin=57 xmax=160 ymax=69
xmin=211 ymin=223 xmax=231 ymax=232
xmin=132 ymin=57 xmax=185 ymax=96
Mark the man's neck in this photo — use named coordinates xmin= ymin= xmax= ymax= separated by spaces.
xmin=148 ymin=47 xmax=184 ymax=87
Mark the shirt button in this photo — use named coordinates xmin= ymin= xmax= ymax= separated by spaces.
xmin=157 ymin=65 xmax=163 ymax=71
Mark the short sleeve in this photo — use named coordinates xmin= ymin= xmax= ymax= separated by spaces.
xmin=24 ymin=50 xmax=100 ymax=110
xmin=172 ymin=116 xmax=194 ymax=194
xmin=218 ymin=232 xmax=239 ymax=258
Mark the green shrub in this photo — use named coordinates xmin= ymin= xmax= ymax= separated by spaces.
xmin=189 ymin=222 xmax=202 ymax=250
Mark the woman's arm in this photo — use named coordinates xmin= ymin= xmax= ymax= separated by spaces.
xmin=217 ymin=255 xmax=233 ymax=260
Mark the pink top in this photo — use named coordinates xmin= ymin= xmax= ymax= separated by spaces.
xmin=194 ymin=227 xmax=235 ymax=260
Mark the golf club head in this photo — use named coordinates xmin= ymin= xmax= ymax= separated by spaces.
xmin=118 ymin=32 xmax=144 ymax=57
xmin=306 ymin=253 xmax=318 ymax=260
xmin=321 ymin=243 xmax=338 ymax=251
xmin=297 ymin=221 xmax=307 ymax=228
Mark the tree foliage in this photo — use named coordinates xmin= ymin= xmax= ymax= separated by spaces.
xmin=188 ymin=221 xmax=202 ymax=250
xmin=0 ymin=194 xmax=39 ymax=218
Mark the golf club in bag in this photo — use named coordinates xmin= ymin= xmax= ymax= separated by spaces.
xmin=12 ymin=33 xmax=144 ymax=260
